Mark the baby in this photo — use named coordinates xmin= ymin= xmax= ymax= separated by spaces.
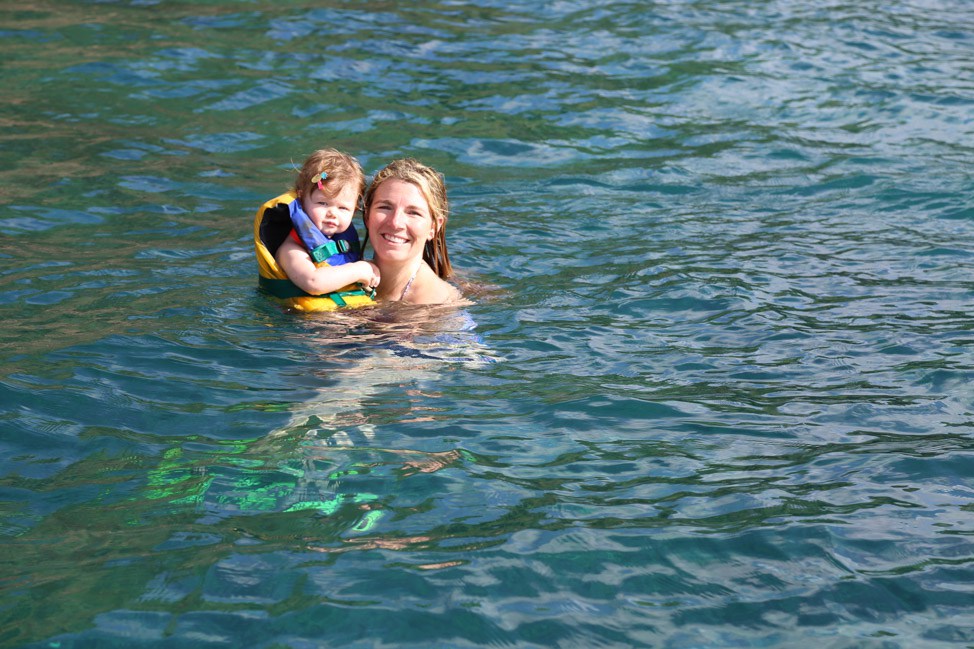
xmin=273 ymin=148 xmax=380 ymax=296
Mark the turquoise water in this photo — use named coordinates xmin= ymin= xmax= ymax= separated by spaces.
xmin=3 ymin=1 xmax=974 ymax=647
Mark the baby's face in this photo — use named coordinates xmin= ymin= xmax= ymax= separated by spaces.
xmin=301 ymin=183 xmax=358 ymax=236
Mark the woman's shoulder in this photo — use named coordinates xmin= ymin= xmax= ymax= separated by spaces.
xmin=412 ymin=266 xmax=466 ymax=305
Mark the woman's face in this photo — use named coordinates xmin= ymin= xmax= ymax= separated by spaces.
xmin=366 ymin=179 xmax=437 ymax=264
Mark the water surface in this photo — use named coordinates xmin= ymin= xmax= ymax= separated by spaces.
xmin=2 ymin=1 xmax=974 ymax=647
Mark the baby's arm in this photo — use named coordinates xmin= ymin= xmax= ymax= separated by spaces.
xmin=276 ymin=237 xmax=379 ymax=295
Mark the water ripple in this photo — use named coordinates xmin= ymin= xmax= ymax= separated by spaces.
xmin=2 ymin=1 xmax=974 ymax=648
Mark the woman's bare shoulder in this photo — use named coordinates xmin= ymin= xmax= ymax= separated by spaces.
xmin=443 ymin=281 xmax=470 ymax=306
xmin=405 ymin=266 xmax=465 ymax=305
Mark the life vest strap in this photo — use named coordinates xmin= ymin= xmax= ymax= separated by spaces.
xmin=326 ymin=287 xmax=373 ymax=307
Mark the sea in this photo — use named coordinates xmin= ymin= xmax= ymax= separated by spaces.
xmin=2 ymin=1 xmax=974 ymax=647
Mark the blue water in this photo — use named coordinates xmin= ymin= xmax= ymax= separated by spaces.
xmin=2 ymin=2 xmax=974 ymax=647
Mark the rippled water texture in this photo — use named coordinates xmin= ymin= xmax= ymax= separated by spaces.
xmin=3 ymin=1 xmax=974 ymax=647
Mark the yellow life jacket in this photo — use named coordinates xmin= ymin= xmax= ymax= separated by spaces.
xmin=253 ymin=191 xmax=375 ymax=312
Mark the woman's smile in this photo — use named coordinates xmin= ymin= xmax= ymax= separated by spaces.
xmin=367 ymin=179 xmax=436 ymax=261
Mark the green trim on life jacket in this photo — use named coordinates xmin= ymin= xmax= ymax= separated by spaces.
xmin=259 ymin=276 xmax=374 ymax=306
xmin=309 ymin=238 xmax=352 ymax=264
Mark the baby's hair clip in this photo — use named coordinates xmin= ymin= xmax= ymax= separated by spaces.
xmin=311 ymin=172 xmax=328 ymax=192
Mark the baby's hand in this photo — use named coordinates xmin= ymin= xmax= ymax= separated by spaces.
xmin=359 ymin=260 xmax=380 ymax=289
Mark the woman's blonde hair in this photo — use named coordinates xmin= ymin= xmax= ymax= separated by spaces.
xmin=363 ymin=158 xmax=453 ymax=279
xmin=293 ymin=148 xmax=365 ymax=202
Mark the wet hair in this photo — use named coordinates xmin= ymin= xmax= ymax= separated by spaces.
xmin=362 ymin=158 xmax=453 ymax=279
xmin=293 ymin=148 xmax=366 ymax=203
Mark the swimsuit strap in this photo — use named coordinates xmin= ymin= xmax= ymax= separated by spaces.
xmin=399 ymin=261 xmax=422 ymax=301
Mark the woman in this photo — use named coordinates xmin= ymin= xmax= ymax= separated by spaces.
xmin=362 ymin=158 xmax=464 ymax=305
